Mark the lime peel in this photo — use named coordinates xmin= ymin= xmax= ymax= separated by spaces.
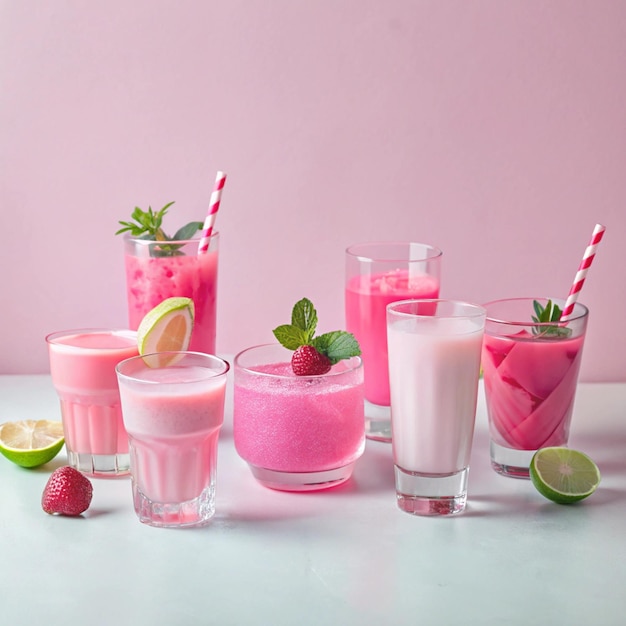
xmin=0 ymin=420 xmax=65 ymax=468
xmin=530 ymin=446 xmax=601 ymax=504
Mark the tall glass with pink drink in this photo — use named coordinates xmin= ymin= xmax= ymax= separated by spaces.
xmin=46 ymin=329 xmax=138 ymax=477
xmin=233 ymin=344 xmax=365 ymax=491
xmin=116 ymin=352 xmax=229 ymax=528
xmin=123 ymin=233 xmax=219 ymax=354
xmin=345 ymin=242 xmax=442 ymax=442
xmin=482 ymin=298 xmax=589 ymax=478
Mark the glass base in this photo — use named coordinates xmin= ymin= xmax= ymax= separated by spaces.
xmin=249 ymin=462 xmax=356 ymax=492
xmin=67 ymin=451 xmax=130 ymax=477
xmin=490 ymin=441 xmax=541 ymax=479
xmin=394 ymin=466 xmax=469 ymax=516
xmin=132 ymin=482 xmax=216 ymax=528
xmin=365 ymin=400 xmax=392 ymax=442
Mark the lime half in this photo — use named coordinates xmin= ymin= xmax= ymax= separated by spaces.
xmin=530 ymin=447 xmax=601 ymax=504
xmin=137 ymin=297 xmax=195 ymax=367
xmin=0 ymin=420 xmax=65 ymax=468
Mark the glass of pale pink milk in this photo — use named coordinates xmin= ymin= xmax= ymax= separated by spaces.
xmin=116 ymin=352 xmax=229 ymax=528
xmin=233 ymin=344 xmax=365 ymax=492
xmin=123 ymin=232 xmax=219 ymax=354
xmin=387 ymin=300 xmax=485 ymax=516
xmin=46 ymin=329 xmax=139 ymax=477
xmin=345 ymin=242 xmax=442 ymax=443
xmin=482 ymin=297 xmax=588 ymax=479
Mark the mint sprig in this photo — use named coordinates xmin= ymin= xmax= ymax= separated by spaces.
xmin=273 ymin=298 xmax=361 ymax=365
xmin=532 ymin=300 xmax=572 ymax=338
xmin=311 ymin=331 xmax=361 ymax=365
xmin=115 ymin=202 xmax=203 ymax=257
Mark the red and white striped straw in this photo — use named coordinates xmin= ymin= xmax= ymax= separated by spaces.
xmin=198 ymin=171 xmax=227 ymax=255
xmin=560 ymin=223 xmax=606 ymax=321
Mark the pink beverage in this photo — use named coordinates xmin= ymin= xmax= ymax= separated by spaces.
xmin=46 ymin=329 xmax=138 ymax=476
xmin=482 ymin=298 xmax=589 ymax=478
xmin=483 ymin=332 xmax=585 ymax=450
xmin=124 ymin=234 xmax=219 ymax=354
xmin=346 ymin=270 xmax=440 ymax=406
xmin=234 ymin=344 xmax=365 ymax=491
xmin=116 ymin=353 xmax=229 ymax=528
xmin=387 ymin=300 xmax=486 ymax=516
xmin=345 ymin=242 xmax=442 ymax=443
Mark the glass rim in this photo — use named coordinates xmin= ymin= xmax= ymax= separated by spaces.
xmin=345 ymin=241 xmax=442 ymax=263
xmin=483 ymin=297 xmax=589 ymax=325
xmin=46 ymin=328 xmax=138 ymax=346
xmin=116 ymin=351 xmax=230 ymax=383
xmin=234 ymin=343 xmax=363 ymax=380
xmin=387 ymin=299 xmax=486 ymax=320
xmin=123 ymin=231 xmax=220 ymax=245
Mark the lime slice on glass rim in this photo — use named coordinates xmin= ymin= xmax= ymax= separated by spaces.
xmin=0 ymin=420 xmax=65 ymax=468
xmin=137 ymin=297 xmax=195 ymax=367
xmin=530 ymin=447 xmax=601 ymax=504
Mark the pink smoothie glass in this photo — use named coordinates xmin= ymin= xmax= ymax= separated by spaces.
xmin=482 ymin=297 xmax=588 ymax=479
xmin=116 ymin=352 xmax=229 ymax=528
xmin=123 ymin=233 xmax=219 ymax=354
xmin=345 ymin=242 xmax=442 ymax=442
xmin=46 ymin=329 xmax=138 ymax=477
xmin=233 ymin=343 xmax=365 ymax=492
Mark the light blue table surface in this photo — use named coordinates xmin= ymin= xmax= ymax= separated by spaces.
xmin=1 ymin=372 xmax=625 ymax=626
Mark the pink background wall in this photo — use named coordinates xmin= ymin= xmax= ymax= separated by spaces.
xmin=1 ymin=1 xmax=624 ymax=381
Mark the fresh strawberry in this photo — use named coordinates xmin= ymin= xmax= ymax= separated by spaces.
xmin=42 ymin=466 xmax=93 ymax=516
xmin=292 ymin=345 xmax=332 ymax=376
xmin=273 ymin=298 xmax=361 ymax=376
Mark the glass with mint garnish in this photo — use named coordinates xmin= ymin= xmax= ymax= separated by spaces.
xmin=233 ymin=298 xmax=365 ymax=492
xmin=481 ymin=297 xmax=589 ymax=479
xmin=117 ymin=202 xmax=219 ymax=354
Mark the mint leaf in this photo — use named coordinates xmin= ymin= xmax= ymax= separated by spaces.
xmin=291 ymin=298 xmax=317 ymax=342
xmin=273 ymin=324 xmax=309 ymax=350
xmin=173 ymin=221 xmax=203 ymax=241
xmin=117 ymin=202 xmax=174 ymax=235
xmin=116 ymin=202 xmax=206 ymax=257
xmin=274 ymin=298 xmax=362 ymax=368
xmin=312 ymin=331 xmax=361 ymax=365
xmin=531 ymin=300 xmax=572 ymax=338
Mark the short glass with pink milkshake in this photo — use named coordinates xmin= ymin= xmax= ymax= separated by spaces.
xmin=123 ymin=233 xmax=219 ymax=354
xmin=345 ymin=242 xmax=442 ymax=442
xmin=46 ymin=329 xmax=138 ymax=477
xmin=387 ymin=300 xmax=485 ymax=516
xmin=233 ymin=344 xmax=365 ymax=492
xmin=116 ymin=352 xmax=229 ymax=528
xmin=482 ymin=297 xmax=588 ymax=478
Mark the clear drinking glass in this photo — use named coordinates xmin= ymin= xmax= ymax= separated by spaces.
xmin=233 ymin=343 xmax=365 ymax=492
xmin=345 ymin=242 xmax=442 ymax=442
xmin=116 ymin=352 xmax=229 ymax=528
xmin=482 ymin=297 xmax=588 ymax=478
xmin=123 ymin=233 xmax=219 ymax=354
xmin=387 ymin=300 xmax=485 ymax=516
xmin=46 ymin=329 xmax=138 ymax=477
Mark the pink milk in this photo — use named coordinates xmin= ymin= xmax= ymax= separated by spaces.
xmin=345 ymin=269 xmax=440 ymax=405
xmin=47 ymin=330 xmax=138 ymax=462
xmin=482 ymin=331 xmax=585 ymax=450
xmin=234 ymin=361 xmax=364 ymax=474
xmin=388 ymin=318 xmax=484 ymax=474
xmin=118 ymin=365 xmax=227 ymax=504
xmin=124 ymin=240 xmax=218 ymax=354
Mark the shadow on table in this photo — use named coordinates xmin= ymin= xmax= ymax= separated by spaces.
xmin=349 ymin=440 xmax=395 ymax=494
xmin=570 ymin=431 xmax=626 ymax=477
